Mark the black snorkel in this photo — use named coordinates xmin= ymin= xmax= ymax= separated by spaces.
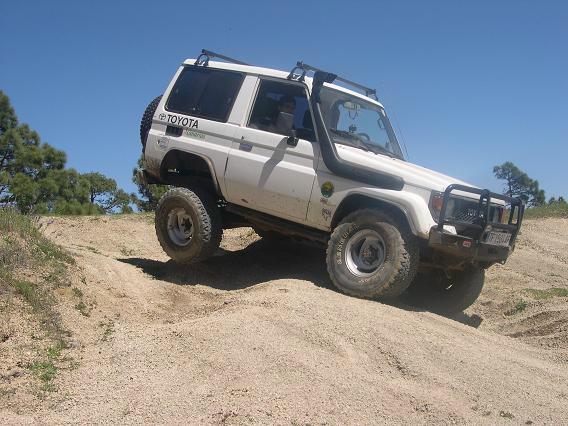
xmin=310 ymin=71 xmax=404 ymax=191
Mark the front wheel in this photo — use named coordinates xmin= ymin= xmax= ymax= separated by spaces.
xmin=401 ymin=267 xmax=485 ymax=315
xmin=326 ymin=209 xmax=419 ymax=299
xmin=155 ymin=187 xmax=222 ymax=263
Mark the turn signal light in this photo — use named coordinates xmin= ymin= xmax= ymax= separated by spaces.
xmin=429 ymin=193 xmax=444 ymax=221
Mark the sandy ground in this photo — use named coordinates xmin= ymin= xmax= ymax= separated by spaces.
xmin=2 ymin=215 xmax=568 ymax=424
xmin=478 ymin=218 xmax=568 ymax=354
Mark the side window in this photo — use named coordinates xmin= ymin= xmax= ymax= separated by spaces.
xmin=166 ymin=67 xmax=244 ymax=122
xmin=248 ymin=80 xmax=316 ymax=142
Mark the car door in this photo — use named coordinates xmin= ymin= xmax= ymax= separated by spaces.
xmin=224 ymin=77 xmax=319 ymax=222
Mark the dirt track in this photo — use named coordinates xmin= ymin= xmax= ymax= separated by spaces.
xmin=4 ymin=215 xmax=568 ymax=424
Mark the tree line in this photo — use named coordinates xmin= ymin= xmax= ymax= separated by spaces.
xmin=0 ymin=90 xmax=170 ymax=214
xmin=0 ymin=91 xmax=138 ymax=214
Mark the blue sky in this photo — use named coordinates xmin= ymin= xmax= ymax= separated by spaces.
xmin=1 ymin=0 xmax=567 ymax=199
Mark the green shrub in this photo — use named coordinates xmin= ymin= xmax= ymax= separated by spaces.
xmin=524 ymin=203 xmax=568 ymax=219
xmin=525 ymin=288 xmax=568 ymax=300
xmin=504 ymin=299 xmax=528 ymax=316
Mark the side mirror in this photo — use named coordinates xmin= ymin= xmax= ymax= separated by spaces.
xmin=287 ymin=130 xmax=299 ymax=147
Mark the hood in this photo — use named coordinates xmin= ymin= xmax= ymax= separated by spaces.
xmin=336 ymin=144 xmax=477 ymax=193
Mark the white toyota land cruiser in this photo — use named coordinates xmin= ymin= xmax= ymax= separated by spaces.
xmin=139 ymin=49 xmax=524 ymax=315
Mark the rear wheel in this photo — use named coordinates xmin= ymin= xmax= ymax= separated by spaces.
xmin=155 ymin=187 xmax=222 ymax=263
xmin=326 ymin=209 xmax=419 ymax=299
xmin=401 ymin=266 xmax=485 ymax=315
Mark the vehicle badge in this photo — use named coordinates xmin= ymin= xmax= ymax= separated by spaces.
xmin=321 ymin=181 xmax=334 ymax=198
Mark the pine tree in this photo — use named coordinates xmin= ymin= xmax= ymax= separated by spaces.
xmin=0 ymin=90 xmax=131 ymax=214
xmin=493 ymin=162 xmax=546 ymax=207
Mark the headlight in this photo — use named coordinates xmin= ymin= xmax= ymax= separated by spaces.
xmin=429 ymin=192 xmax=444 ymax=221
xmin=429 ymin=192 xmax=455 ymax=222
xmin=495 ymin=206 xmax=505 ymax=223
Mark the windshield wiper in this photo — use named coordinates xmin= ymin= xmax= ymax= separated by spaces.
xmin=329 ymin=128 xmax=360 ymax=141
xmin=329 ymin=129 xmax=400 ymax=159
xmin=358 ymin=140 xmax=400 ymax=159
xmin=328 ymin=128 xmax=362 ymax=149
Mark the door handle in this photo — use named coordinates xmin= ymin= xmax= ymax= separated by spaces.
xmin=287 ymin=130 xmax=299 ymax=147
xmin=238 ymin=136 xmax=252 ymax=152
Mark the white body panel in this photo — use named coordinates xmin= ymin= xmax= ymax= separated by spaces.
xmin=225 ymin=127 xmax=319 ymax=221
xmin=334 ymin=144 xmax=475 ymax=193
xmin=306 ymin=163 xmax=436 ymax=238
xmin=144 ymin=108 xmax=237 ymax=197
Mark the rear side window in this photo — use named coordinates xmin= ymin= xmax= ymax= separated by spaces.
xmin=166 ymin=67 xmax=244 ymax=122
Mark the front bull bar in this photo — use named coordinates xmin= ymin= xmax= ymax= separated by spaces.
xmin=429 ymin=184 xmax=525 ymax=263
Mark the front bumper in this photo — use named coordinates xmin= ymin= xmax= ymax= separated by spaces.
xmin=429 ymin=227 xmax=513 ymax=263
xmin=428 ymin=184 xmax=524 ymax=264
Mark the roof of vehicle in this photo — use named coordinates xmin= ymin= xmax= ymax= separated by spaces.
xmin=182 ymin=59 xmax=385 ymax=109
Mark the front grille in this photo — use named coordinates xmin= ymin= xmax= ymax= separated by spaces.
xmin=447 ymin=197 xmax=501 ymax=224
xmin=453 ymin=205 xmax=479 ymax=223
xmin=448 ymin=198 xmax=480 ymax=223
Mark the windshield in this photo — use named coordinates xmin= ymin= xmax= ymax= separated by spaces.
xmin=319 ymin=87 xmax=404 ymax=160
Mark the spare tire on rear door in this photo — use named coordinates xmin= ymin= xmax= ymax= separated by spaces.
xmin=140 ymin=95 xmax=162 ymax=150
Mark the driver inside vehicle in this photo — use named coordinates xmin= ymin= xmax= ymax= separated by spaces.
xmin=266 ymin=95 xmax=296 ymax=136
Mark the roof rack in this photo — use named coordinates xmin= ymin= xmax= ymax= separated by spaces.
xmin=194 ymin=49 xmax=249 ymax=66
xmin=287 ymin=61 xmax=378 ymax=100
xmin=192 ymin=50 xmax=378 ymax=101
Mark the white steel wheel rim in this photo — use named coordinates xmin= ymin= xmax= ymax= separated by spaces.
xmin=166 ymin=207 xmax=194 ymax=247
xmin=344 ymin=229 xmax=386 ymax=278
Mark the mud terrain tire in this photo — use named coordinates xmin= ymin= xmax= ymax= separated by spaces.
xmin=140 ymin=95 xmax=162 ymax=149
xmin=326 ymin=209 xmax=418 ymax=299
xmin=155 ymin=187 xmax=222 ymax=264
xmin=402 ymin=267 xmax=485 ymax=315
